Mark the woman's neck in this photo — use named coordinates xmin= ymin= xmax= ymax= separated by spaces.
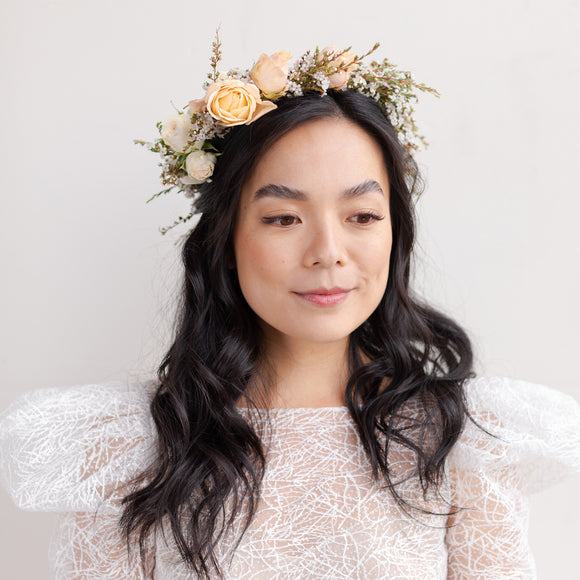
xmin=256 ymin=334 xmax=350 ymax=409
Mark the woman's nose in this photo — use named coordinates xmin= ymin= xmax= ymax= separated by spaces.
xmin=303 ymin=220 xmax=347 ymax=268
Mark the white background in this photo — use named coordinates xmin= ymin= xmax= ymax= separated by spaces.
xmin=1 ymin=0 xmax=579 ymax=577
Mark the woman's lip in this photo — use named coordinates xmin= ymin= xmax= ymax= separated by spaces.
xmin=298 ymin=287 xmax=350 ymax=295
xmin=293 ymin=288 xmax=351 ymax=306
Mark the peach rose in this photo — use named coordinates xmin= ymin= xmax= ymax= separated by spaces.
xmin=182 ymin=150 xmax=217 ymax=184
xmin=205 ymin=79 xmax=277 ymax=127
xmin=250 ymin=51 xmax=292 ymax=99
xmin=321 ymin=46 xmax=357 ymax=89
xmin=160 ymin=114 xmax=192 ymax=153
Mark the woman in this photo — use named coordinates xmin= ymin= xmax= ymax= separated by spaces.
xmin=1 ymin=40 xmax=579 ymax=579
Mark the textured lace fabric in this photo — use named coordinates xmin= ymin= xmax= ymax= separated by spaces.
xmin=1 ymin=377 xmax=579 ymax=579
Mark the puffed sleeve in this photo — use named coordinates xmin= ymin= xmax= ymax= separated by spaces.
xmin=0 ymin=381 xmax=157 ymax=579
xmin=445 ymin=376 xmax=580 ymax=579
xmin=0 ymin=381 xmax=156 ymax=512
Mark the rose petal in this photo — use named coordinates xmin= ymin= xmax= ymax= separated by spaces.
xmin=249 ymin=100 xmax=278 ymax=123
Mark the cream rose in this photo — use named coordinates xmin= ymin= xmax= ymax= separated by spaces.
xmin=160 ymin=114 xmax=192 ymax=153
xmin=205 ymin=79 xmax=277 ymax=127
xmin=182 ymin=150 xmax=217 ymax=184
xmin=321 ymin=46 xmax=357 ymax=90
xmin=250 ymin=51 xmax=292 ymax=99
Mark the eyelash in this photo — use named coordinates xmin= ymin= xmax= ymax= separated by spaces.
xmin=262 ymin=212 xmax=385 ymax=227
xmin=349 ymin=212 xmax=384 ymax=225
xmin=262 ymin=215 xmax=300 ymax=226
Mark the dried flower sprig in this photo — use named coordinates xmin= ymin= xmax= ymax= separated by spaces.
xmin=208 ymin=28 xmax=223 ymax=82
xmin=136 ymin=33 xmax=438 ymax=234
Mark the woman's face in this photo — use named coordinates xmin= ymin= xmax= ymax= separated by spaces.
xmin=233 ymin=117 xmax=392 ymax=348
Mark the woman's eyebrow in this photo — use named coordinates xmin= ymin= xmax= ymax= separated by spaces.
xmin=345 ymin=179 xmax=385 ymax=198
xmin=252 ymin=179 xmax=384 ymax=201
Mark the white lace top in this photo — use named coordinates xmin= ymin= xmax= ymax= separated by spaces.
xmin=0 ymin=376 xmax=579 ymax=579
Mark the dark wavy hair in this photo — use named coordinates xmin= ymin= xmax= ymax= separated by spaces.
xmin=120 ymin=90 xmax=474 ymax=578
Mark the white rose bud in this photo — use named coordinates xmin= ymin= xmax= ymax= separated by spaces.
xmin=182 ymin=150 xmax=217 ymax=184
xmin=161 ymin=114 xmax=192 ymax=153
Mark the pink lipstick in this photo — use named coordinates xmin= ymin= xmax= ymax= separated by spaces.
xmin=294 ymin=287 xmax=350 ymax=306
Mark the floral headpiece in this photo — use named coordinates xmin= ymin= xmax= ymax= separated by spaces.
xmin=137 ymin=32 xmax=438 ymax=234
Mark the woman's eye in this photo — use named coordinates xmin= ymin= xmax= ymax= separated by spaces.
xmin=350 ymin=212 xmax=384 ymax=225
xmin=262 ymin=215 xmax=299 ymax=226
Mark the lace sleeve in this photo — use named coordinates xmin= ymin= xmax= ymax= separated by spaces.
xmin=49 ymin=512 xmax=149 ymax=579
xmin=445 ymin=377 xmax=580 ymax=579
xmin=0 ymin=381 xmax=158 ymax=578
xmin=0 ymin=381 xmax=156 ymax=512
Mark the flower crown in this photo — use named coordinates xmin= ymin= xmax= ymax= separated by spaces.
xmin=137 ymin=32 xmax=438 ymax=234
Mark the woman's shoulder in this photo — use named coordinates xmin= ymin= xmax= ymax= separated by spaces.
xmin=0 ymin=379 xmax=158 ymax=512
xmin=450 ymin=375 xmax=580 ymax=493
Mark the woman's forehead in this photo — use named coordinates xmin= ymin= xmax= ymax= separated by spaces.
xmin=241 ymin=118 xmax=390 ymax=201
